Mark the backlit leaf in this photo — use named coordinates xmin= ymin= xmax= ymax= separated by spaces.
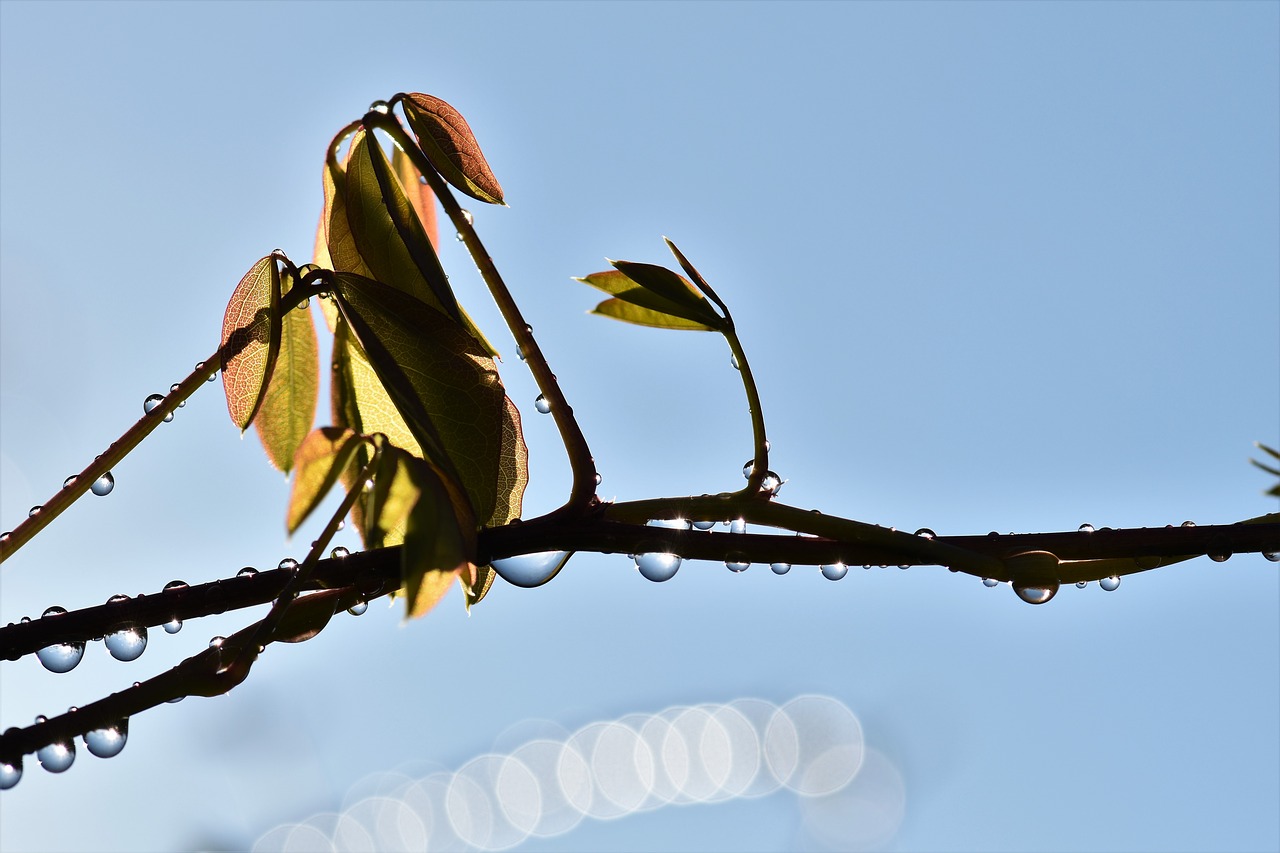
xmin=334 ymin=274 xmax=506 ymax=525
xmin=610 ymin=260 xmax=722 ymax=327
xmin=488 ymin=396 xmax=528 ymax=528
xmin=285 ymin=427 xmax=362 ymax=534
xmin=254 ymin=272 xmax=320 ymax=473
xmin=270 ymin=590 xmax=340 ymax=644
xmin=392 ymin=145 xmax=439 ymax=251
xmin=401 ymin=92 xmax=505 ymax=205
xmin=401 ymin=454 xmax=475 ymax=620
xmin=591 ymin=296 xmax=719 ymax=331
xmin=577 ymin=268 xmax=723 ymax=331
xmin=221 ymin=255 xmax=281 ymax=431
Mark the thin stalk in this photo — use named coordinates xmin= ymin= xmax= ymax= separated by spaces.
xmin=723 ymin=327 xmax=770 ymax=496
xmin=366 ymin=111 xmax=598 ymax=517
xmin=0 ymin=353 xmax=221 ymax=565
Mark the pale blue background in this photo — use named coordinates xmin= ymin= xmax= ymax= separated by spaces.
xmin=1 ymin=1 xmax=1277 ymax=851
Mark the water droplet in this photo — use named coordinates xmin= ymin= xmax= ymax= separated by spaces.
xmin=692 ymin=519 xmax=716 ymax=531
xmin=0 ymin=531 xmax=10 ymax=543
xmin=143 ymin=394 xmax=173 ymax=422
xmin=236 ymin=566 xmax=259 ymax=579
xmin=516 ymin=343 xmax=527 ymax=361
xmin=1013 ymin=581 xmax=1059 ymax=604
xmin=35 ymin=638 xmax=83 ymax=672
xmin=209 ymin=636 xmax=226 ymax=649
xmin=163 ymin=618 xmax=182 ymax=634
xmin=28 ymin=505 xmax=42 ymax=518
xmin=36 ymin=740 xmax=75 ymax=773
xmin=277 ymin=557 xmax=299 ymax=571
xmin=106 ymin=594 xmax=128 ymax=605
xmin=1078 ymin=523 xmax=1095 ymax=533
xmin=729 ymin=518 xmax=747 ymax=535
xmin=647 ymin=517 xmax=691 ymax=531
xmin=594 ymin=472 xmax=603 ymax=485
xmin=820 ymin=562 xmax=848 ymax=580
xmin=1099 ymin=575 xmax=1121 ymax=591
xmin=84 ymin=719 xmax=128 ymax=758
xmin=1180 ymin=520 xmax=1196 ymax=528
xmin=770 ymin=562 xmax=791 ymax=575
xmin=491 ymin=550 xmax=569 ymax=587
xmin=367 ymin=99 xmax=390 ymax=114
xmin=105 ymin=625 xmax=147 ymax=661
xmin=197 ymin=361 xmax=216 ymax=381
xmin=760 ymin=471 xmax=783 ymax=496
xmin=730 ymin=352 xmax=740 ymax=370
xmin=1264 ymin=551 xmax=1279 ymax=562
xmin=90 ymin=472 xmax=115 ymax=496
xmin=636 ymin=553 xmax=681 ymax=582
xmin=725 ymin=554 xmax=750 ymax=573
xmin=742 ymin=460 xmax=755 ymax=479
xmin=166 ymin=695 xmax=185 ymax=704
xmin=1207 ymin=550 xmax=1230 ymax=563
xmin=533 ymin=394 xmax=551 ymax=414
xmin=914 ymin=528 xmax=936 ymax=540
xmin=63 ymin=475 xmax=78 ymax=489
xmin=330 ymin=546 xmax=349 ymax=559
xmin=1075 ymin=581 xmax=1088 ymax=588
xmin=898 ymin=564 xmax=911 ymax=570
xmin=347 ymin=600 xmax=369 ymax=616
xmin=170 ymin=383 xmax=186 ymax=407
xmin=982 ymin=578 xmax=1000 ymax=588
xmin=0 ymin=757 xmax=21 ymax=789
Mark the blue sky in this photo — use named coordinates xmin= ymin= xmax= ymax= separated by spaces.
xmin=1 ymin=2 xmax=1277 ymax=851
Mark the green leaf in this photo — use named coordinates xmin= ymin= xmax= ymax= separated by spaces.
xmin=333 ymin=274 xmax=506 ymax=525
xmin=392 ymin=145 xmax=439 ymax=251
xmin=285 ymin=427 xmax=363 ymax=534
xmin=400 ymin=454 xmax=474 ymax=620
xmin=221 ymin=255 xmax=281 ymax=431
xmin=363 ymin=442 xmax=421 ymax=551
xmin=590 ymin=296 xmax=720 ymax=331
xmin=487 ymin=396 xmax=529 ymax=528
xmin=401 ymin=92 xmax=505 ymax=205
xmin=254 ymin=272 xmax=320 ymax=473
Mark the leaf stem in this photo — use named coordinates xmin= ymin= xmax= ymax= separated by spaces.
xmin=0 ymin=353 xmax=221 ymax=565
xmin=368 ymin=111 xmax=599 ymax=517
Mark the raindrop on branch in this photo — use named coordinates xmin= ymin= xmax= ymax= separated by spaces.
xmin=35 ymin=607 xmax=84 ymax=673
xmin=1075 ymin=581 xmax=1088 ymax=588
xmin=90 ymin=472 xmax=115 ymax=496
xmin=163 ymin=618 xmax=183 ymax=635
xmin=63 ymin=475 xmax=78 ymax=489
xmin=533 ymin=394 xmax=551 ymax=414
xmin=236 ymin=567 xmax=259 ymax=579
xmin=636 ymin=553 xmax=681 ymax=582
xmin=1099 ymin=575 xmax=1121 ymax=592
xmin=982 ymin=578 xmax=1000 ymax=588
xmin=36 ymin=740 xmax=75 ymax=773
xmin=730 ymin=518 xmax=747 ymax=535
xmin=367 ymin=100 xmax=390 ymax=114
xmin=28 ymin=506 xmax=42 ymax=518
xmin=692 ymin=519 xmax=716 ymax=531
xmin=771 ymin=562 xmax=791 ymax=575
xmin=170 ymin=384 xmax=186 ymax=407
xmin=492 ymin=551 xmax=569 ymax=588
xmin=104 ymin=625 xmax=147 ymax=662
xmin=725 ymin=554 xmax=750 ymax=573
xmin=1013 ymin=581 xmax=1059 ymax=605
xmin=277 ymin=558 xmax=299 ymax=571
xmin=1078 ymin=523 xmax=1095 ymax=533
xmin=914 ymin=528 xmax=937 ymax=540
xmin=330 ymin=547 xmax=349 ymax=559
xmin=0 ymin=757 xmax=21 ymax=790
xmin=84 ymin=719 xmax=128 ymax=759
xmin=1264 ymin=551 xmax=1279 ymax=562
xmin=730 ymin=352 xmax=741 ymax=370
xmin=143 ymin=394 xmax=173 ymax=422
xmin=347 ymin=600 xmax=369 ymax=616
xmin=820 ymin=562 xmax=848 ymax=581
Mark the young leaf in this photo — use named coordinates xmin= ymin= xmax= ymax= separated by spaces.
xmin=285 ymin=427 xmax=363 ymax=534
xmin=487 ymin=396 xmax=529 ymax=528
xmin=590 ymin=296 xmax=719 ymax=331
xmin=333 ymin=274 xmax=506 ymax=525
xmin=401 ymin=93 xmax=505 ymax=205
xmin=254 ymin=273 xmax=320 ymax=473
xmin=576 ymin=267 xmax=724 ymax=331
xmin=610 ymin=260 xmax=722 ymax=327
xmin=221 ymin=255 xmax=282 ymax=431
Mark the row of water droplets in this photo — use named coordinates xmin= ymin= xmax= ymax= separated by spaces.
xmin=1 ymin=363 xmax=218 ymax=537
xmin=1 ymin=715 xmax=130 ymax=789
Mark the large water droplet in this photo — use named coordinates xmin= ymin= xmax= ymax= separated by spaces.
xmin=460 ymin=209 xmax=474 ymax=225
xmin=143 ymin=394 xmax=173 ymax=422
xmin=647 ymin=517 xmax=691 ymax=531
xmin=84 ymin=719 xmax=128 ymax=758
xmin=36 ymin=740 xmax=75 ymax=773
xmin=35 ymin=607 xmax=84 ymax=672
xmin=347 ymin=600 xmax=369 ymax=616
xmin=277 ymin=558 xmax=299 ymax=571
xmin=820 ymin=562 xmax=848 ymax=580
xmin=0 ymin=531 xmax=10 ymax=543
xmin=914 ymin=528 xmax=937 ymax=540
xmin=491 ymin=550 xmax=569 ymax=588
xmin=28 ymin=505 xmax=42 ymax=518
xmin=725 ymin=554 xmax=750 ymax=572
xmin=533 ymin=394 xmax=551 ymax=414
xmin=163 ymin=618 xmax=183 ymax=635
xmin=330 ymin=546 xmax=350 ymax=559
xmin=63 ymin=475 xmax=78 ymax=489
xmin=236 ymin=566 xmax=259 ymax=579
xmin=1264 ymin=551 xmax=1279 ymax=562
xmin=771 ymin=562 xmax=791 ymax=575
xmin=90 ymin=472 xmax=115 ymax=496
xmin=106 ymin=594 xmax=128 ymax=605
xmin=1013 ymin=581 xmax=1059 ymax=604
xmin=104 ymin=625 xmax=147 ymax=662
xmin=1180 ymin=520 xmax=1196 ymax=528
xmin=1078 ymin=523 xmax=1095 ymax=533
xmin=162 ymin=580 xmax=188 ymax=592
xmin=1099 ymin=575 xmax=1121 ymax=592
xmin=759 ymin=471 xmax=783 ymax=496
xmin=982 ymin=578 xmax=1000 ymax=588
xmin=729 ymin=518 xmax=747 ymax=535
xmin=692 ymin=519 xmax=716 ymax=531
xmin=636 ymin=553 xmax=681 ymax=582
xmin=1207 ymin=539 xmax=1231 ymax=562
xmin=0 ymin=757 xmax=21 ymax=790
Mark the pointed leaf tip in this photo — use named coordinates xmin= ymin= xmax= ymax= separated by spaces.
xmin=401 ymin=93 xmax=504 ymax=205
